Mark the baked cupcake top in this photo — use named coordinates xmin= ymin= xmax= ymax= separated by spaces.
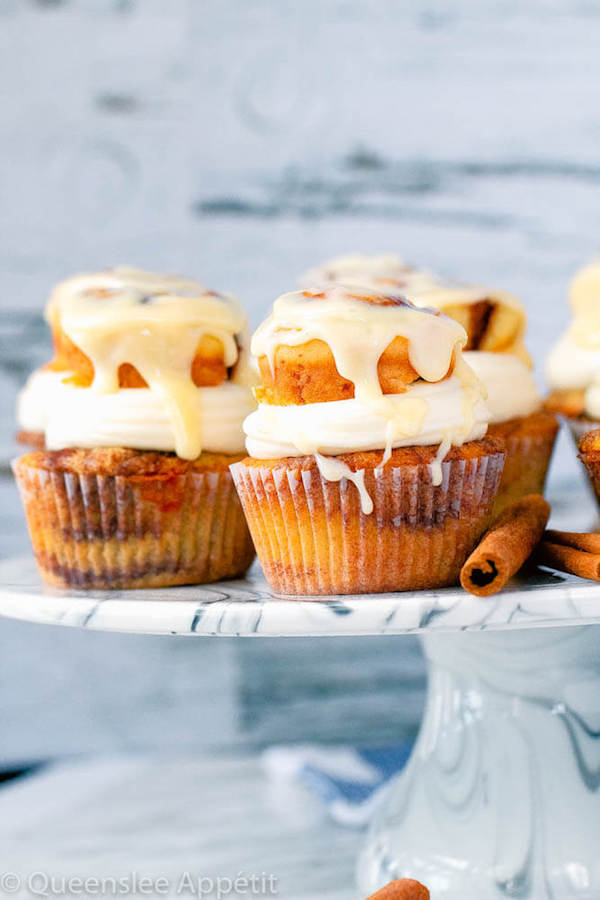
xmin=546 ymin=261 xmax=600 ymax=419
xmin=245 ymin=285 xmax=492 ymax=509
xmin=18 ymin=266 xmax=256 ymax=459
xmin=302 ymin=253 xmax=541 ymax=423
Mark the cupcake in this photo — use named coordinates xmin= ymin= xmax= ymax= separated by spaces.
xmin=303 ymin=254 xmax=558 ymax=515
xmin=546 ymin=261 xmax=600 ymax=446
xmin=578 ymin=430 xmax=600 ymax=501
xmin=13 ymin=266 xmax=257 ymax=589
xmin=230 ymin=285 xmax=505 ymax=596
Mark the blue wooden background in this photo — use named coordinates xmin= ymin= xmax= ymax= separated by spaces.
xmin=0 ymin=0 xmax=598 ymax=767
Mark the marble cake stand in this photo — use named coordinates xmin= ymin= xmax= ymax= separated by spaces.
xmin=1 ymin=556 xmax=600 ymax=899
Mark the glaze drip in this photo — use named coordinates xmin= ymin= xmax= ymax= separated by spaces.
xmin=252 ymin=285 xmax=466 ymax=402
xmin=45 ymin=267 xmax=254 ymax=459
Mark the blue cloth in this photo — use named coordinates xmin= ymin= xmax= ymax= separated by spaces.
xmin=262 ymin=742 xmax=413 ymax=828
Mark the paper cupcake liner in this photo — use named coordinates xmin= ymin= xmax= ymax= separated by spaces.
xmin=565 ymin=416 xmax=600 ymax=450
xmin=230 ymin=450 xmax=505 ymax=596
xmin=492 ymin=427 xmax=558 ymax=517
xmin=579 ymin=452 xmax=600 ymax=498
xmin=13 ymin=460 xmax=255 ymax=590
xmin=575 ymin=427 xmax=600 ymax=508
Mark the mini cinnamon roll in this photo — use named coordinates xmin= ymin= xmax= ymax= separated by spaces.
xmin=302 ymin=252 xmax=529 ymax=358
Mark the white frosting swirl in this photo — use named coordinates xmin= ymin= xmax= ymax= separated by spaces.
xmin=18 ymin=369 xmax=253 ymax=455
xmin=18 ymin=368 xmax=73 ymax=434
xmin=245 ymin=374 xmax=489 ymax=458
xmin=463 ymin=352 xmax=541 ymax=424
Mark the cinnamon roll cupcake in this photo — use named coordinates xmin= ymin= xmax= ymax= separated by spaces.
xmin=304 ymin=254 xmax=558 ymax=515
xmin=546 ymin=261 xmax=600 ymax=446
xmin=13 ymin=267 xmax=256 ymax=589
xmin=230 ymin=286 xmax=505 ymax=596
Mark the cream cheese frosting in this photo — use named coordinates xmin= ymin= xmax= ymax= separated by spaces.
xmin=18 ymin=369 xmax=253 ymax=455
xmin=245 ymin=375 xmax=489 ymax=458
xmin=463 ymin=351 xmax=541 ymax=424
xmin=546 ymin=262 xmax=600 ymax=418
xmin=18 ymin=368 xmax=74 ymax=434
xmin=21 ymin=267 xmax=256 ymax=458
xmin=248 ymin=285 xmax=491 ymax=510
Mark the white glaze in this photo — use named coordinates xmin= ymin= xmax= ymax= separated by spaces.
xmin=315 ymin=453 xmax=373 ymax=514
xmin=302 ymin=254 xmax=529 ymax=361
xmin=252 ymin=285 xmax=467 ymax=392
xmin=45 ymin=266 xmax=254 ymax=459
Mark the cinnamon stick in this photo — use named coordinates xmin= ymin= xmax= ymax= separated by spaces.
xmin=535 ymin=541 xmax=600 ymax=582
xmin=544 ymin=529 xmax=600 ymax=555
xmin=460 ymin=494 xmax=551 ymax=597
xmin=366 ymin=880 xmax=430 ymax=900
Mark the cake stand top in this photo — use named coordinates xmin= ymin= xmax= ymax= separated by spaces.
xmin=0 ymin=555 xmax=600 ymax=637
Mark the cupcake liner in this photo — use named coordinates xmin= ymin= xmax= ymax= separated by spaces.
xmin=230 ymin=450 xmax=505 ymax=596
xmin=578 ymin=446 xmax=600 ymax=504
xmin=576 ymin=429 xmax=600 ymax=508
xmin=491 ymin=426 xmax=559 ymax=517
xmin=565 ymin=416 xmax=600 ymax=451
xmin=13 ymin=460 xmax=255 ymax=590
